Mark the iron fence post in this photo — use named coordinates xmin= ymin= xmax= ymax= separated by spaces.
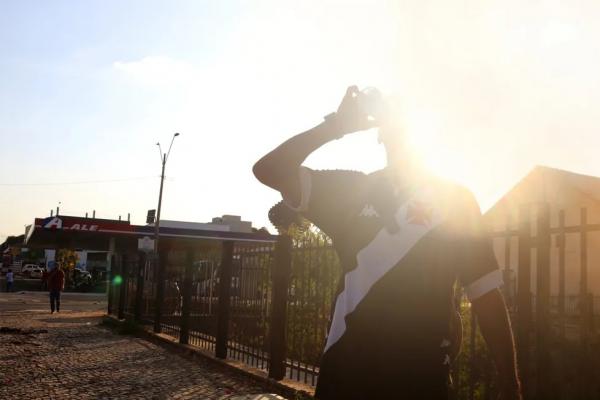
xmin=180 ymin=247 xmax=194 ymax=345
xmin=587 ymin=293 xmax=595 ymax=335
xmin=580 ymin=208 xmax=589 ymax=342
xmin=216 ymin=240 xmax=234 ymax=359
xmin=118 ymin=253 xmax=128 ymax=320
xmin=579 ymin=208 xmax=592 ymax=400
xmin=269 ymin=234 xmax=292 ymax=380
xmin=517 ymin=204 xmax=532 ymax=396
xmin=558 ymin=210 xmax=566 ymax=338
xmin=134 ymin=252 xmax=145 ymax=322
xmin=154 ymin=249 xmax=167 ymax=333
xmin=535 ymin=203 xmax=552 ymax=399
xmin=107 ymin=254 xmax=116 ymax=315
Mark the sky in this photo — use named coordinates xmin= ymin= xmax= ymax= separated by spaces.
xmin=1 ymin=0 xmax=600 ymax=242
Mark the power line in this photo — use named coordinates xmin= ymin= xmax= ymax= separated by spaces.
xmin=0 ymin=176 xmax=158 ymax=187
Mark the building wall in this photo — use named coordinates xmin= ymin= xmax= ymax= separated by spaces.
xmin=487 ymin=188 xmax=600 ymax=297
xmin=157 ymin=215 xmax=253 ymax=233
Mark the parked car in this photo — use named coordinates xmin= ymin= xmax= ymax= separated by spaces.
xmin=29 ymin=267 xmax=45 ymax=279
xmin=21 ymin=264 xmax=42 ymax=278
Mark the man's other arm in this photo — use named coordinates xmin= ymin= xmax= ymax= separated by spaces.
xmin=472 ymin=288 xmax=522 ymax=400
xmin=253 ymin=120 xmax=339 ymax=207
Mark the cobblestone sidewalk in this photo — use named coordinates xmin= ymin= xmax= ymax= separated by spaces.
xmin=0 ymin=310 xmax=276 ymax=399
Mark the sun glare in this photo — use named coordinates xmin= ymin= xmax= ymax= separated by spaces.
xmin=405 ymin=112 xmax=472 ymax=187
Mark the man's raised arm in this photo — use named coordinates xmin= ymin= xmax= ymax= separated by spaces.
xmin=252 ymin=86 xmax=375 ymax=207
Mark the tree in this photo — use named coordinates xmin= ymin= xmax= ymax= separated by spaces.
xmin=56 ymin=249 xmax=79 ymax=287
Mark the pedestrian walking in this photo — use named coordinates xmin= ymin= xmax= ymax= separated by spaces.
xmin=253 ymin=86 xmax=522 ymax=400
xmin=6 ymin=269 xmax=14 ymax=292
xmin=47 ymin=263 xmax=65 ymax=313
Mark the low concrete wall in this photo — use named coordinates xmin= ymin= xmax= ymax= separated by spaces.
xmin=103 ymin=315 xmax=315 ymax=400
xmin=0 ymin=277 xmax=44 ymax=292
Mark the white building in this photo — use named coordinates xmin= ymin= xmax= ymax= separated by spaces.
xmin=150 ymin=215 xmax=254 ymax=234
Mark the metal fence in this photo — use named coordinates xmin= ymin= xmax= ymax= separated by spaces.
xmin=285 ymin=232 xmax=339 ymax=385
xmin=108 ymin=204 xmax=600 ymax=399
xmin=226 ymin=243 xmax=272 ymax=369
xmin=487 ymin=204 xmax=600 ymax=399
xmin=188 ymin=257 xmax=219 ymax=353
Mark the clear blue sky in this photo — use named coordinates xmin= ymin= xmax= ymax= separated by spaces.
xmin=2 ymin=0 xmax=600 ymax=242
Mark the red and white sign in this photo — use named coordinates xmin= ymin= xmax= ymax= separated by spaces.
xmin=37 ymin=216 xmax=134 ymax=233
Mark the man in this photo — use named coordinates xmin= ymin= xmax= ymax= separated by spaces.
xmin=47 ymin=263 xmax=65 ymax=313
xmin=253 ymin=86 xmax=521 ymax=399
xmin=6 ymin=269 xmax=14 ymax=292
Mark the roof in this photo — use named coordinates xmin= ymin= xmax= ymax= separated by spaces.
xmin=487 ymin=165 xmax=600 ymax=215
xmin=25 ymin=215 xmax=277 ymax=251
xmin=0 ymin=235 xmax=26 ymax=251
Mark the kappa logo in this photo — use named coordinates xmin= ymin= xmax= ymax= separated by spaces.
xmin=358 ymin=204 xmax=380 ymax=218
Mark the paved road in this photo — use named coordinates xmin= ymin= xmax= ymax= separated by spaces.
xmin=0 ymin=290 xmax=107 ymax=312
xmin=0 ymin=293 xmax=283 ymax=399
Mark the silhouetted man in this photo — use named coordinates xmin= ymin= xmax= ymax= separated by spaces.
xmin=47 ymin=263 xmax=65 ymax=313
xmin=253 ymin=86 xmax=521 ymax=399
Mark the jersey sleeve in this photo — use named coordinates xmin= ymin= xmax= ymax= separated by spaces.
xmin=455 ymin=189 xmax=503 ymax=302
xmin=282 ymin=167 xmax=366 ymax=238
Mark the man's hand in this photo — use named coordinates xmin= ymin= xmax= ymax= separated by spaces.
xmin=332 ymin=86 xmax=378 ymax=137
xmin=253 ymin=84 xmax=378 ymax=199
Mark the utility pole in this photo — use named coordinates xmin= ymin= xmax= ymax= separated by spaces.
xmin=152 ymin=132 xmax=179 ymax=333
xmin=153 ymin=133 xmax=180 ymax=255
xmin=153 ymin=153 xmax=167 ymax=255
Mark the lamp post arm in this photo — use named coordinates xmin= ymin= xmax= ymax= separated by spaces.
xmin=157 ymin=143 xmax=164 ymax=163
xmin=166 ymin=134 xmax=177 ymax=162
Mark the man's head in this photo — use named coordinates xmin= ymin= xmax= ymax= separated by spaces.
xmin=378 ymin=121 xmax=405 ymax=154
xmin=376 ymin=105 xmax=415 ymax=174
xmin=8 ymin=269 xmax=12 ymax=273
xmin=373 ymin=95 xmax=426 ymax=181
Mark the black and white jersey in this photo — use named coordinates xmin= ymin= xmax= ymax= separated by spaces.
xmin=283 ymin=167 xmax=502 ymax=399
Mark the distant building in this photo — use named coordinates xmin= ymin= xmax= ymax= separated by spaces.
xmin=1 ymin=235 xmax=27 ymax=272
xmin=24 ymin=213 xmax=276 ymax=285
xmin=485 ymin=165 xmax=600 ymax=298
xmin=25 ymin=213 xmax=263 ymax=274
xmin=152 ymin=215 xmax=253 ymax=233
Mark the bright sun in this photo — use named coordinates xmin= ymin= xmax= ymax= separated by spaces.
xmin=401 ymin=110 xmax=474 ymax=188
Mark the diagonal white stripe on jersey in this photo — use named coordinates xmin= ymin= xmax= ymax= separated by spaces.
xmin=324 ymin=189 xmax=444 ymax=352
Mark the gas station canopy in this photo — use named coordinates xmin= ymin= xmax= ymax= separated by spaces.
xmin=25 ymin=215 xmax=277 ymax=252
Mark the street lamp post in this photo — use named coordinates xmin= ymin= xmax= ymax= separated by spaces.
xmin=153 ymin=132 xmax=179 ymax=333
xmin=153 ymin=132 xmax=180 ymax=254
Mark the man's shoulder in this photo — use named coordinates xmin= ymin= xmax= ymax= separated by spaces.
xmin=310 ymin=168 xmax=368 ymax=179
xmin=422 ymin=174 xmax=475 ymax=207
xmin=307 ymin=168 xmax=370 ymax=190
